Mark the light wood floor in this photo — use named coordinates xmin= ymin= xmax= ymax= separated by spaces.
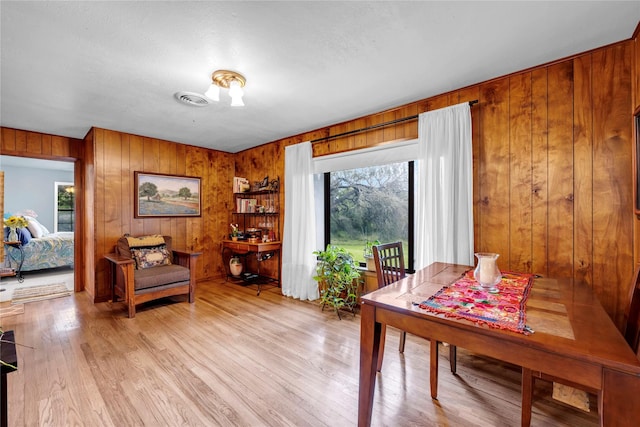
xmin=1 ymin=278 xmax=599 ymax=426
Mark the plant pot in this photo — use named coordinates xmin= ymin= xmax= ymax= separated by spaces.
xmin=365 ymin=256 xmax=376 ymax=271
xmin=231 ymin=236 xmax=238 ymax=241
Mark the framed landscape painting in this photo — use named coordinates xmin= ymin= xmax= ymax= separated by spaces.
xmin=134 ymin=172 xmax=201 ymax=218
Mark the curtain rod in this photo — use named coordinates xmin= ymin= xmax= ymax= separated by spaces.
xmin=311 ymin=100 xmax=478 ymax=144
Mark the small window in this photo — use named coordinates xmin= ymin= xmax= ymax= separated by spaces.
xmin=54 ymin=182 xmax=74 ymax=232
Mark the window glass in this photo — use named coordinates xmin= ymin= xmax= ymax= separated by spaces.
xmin=320 ymin=162 xmax=411 ymax=266
xmin=55 ymin=182 xmax=74 ymax=232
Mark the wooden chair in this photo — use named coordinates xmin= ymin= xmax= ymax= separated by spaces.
xmin=105 ymin=235 xmax=201 ymax=318
xmin=372 ymin=242 xmax=456 ymax=389
xmin=521 ymin=265 xmax=640 ymax=425
xmin=372 ymin=242 xmax=407 ymax=373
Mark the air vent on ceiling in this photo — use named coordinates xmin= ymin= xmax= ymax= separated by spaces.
xmin=174 ymin=91 xmax=211 ymax=107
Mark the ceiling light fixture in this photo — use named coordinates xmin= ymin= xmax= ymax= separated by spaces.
xmin=205 ymin=70 xmax=246 ymax=107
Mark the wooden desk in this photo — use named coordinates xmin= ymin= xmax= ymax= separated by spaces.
xmin=1 ymin=330 xmax=17 ymax=427
xmin=221 ymin=240 xmax=281 ymax=295
xmin=358 ymin=262 xmax=640 ymax=427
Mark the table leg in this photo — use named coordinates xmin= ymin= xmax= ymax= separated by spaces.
xmin=521 ymin=367 xmax=533 ymax=427
xmin=601 ymin=368 xmax=640 ymax=427
xmin=430 ymin=340 xmax=439 ymax=399
xmin=1 ymin=372 xmax=7 ymax=427
xmin=358 ymin=302 xmax=381 ymax=427
xmin=376 ymin=324 xmax=386 ymax=372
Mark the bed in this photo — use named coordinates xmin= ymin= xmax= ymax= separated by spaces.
xmin=3 ymin=210 xmax=75 ymax=274
xmin=4 ymin=231 xmax=74 ymax=271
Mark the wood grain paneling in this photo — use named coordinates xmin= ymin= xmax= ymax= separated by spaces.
xmin=90 ymin=128 xmax=234 ymax=302
xmin=546 ymin=61 xmax=574 ymax=279
xmin=478 ymin=78 xmax=511 ymax=262
xmin=592 ymin=43 xmax=633 ymax=326
xmin=1 ymin=127 xmax=79 ymax=160
xmin=509 ymin=72 xmax=533 ymax=273
xmin=237 ymin=39 xmax=636 ymax=329
xmin=633 ymin=27 xmax=640 ymax=281
xmin=531 ymin=68 xmax=550 ymax=276
xmin=574 ymin=54 xmax=594 ymax=286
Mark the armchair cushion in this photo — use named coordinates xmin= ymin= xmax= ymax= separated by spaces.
xmin=133 ymin=264 xmax=190 ymax=291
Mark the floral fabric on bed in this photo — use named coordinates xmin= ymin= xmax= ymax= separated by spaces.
xmin=4 ymin=231 xmax=74 ymax=271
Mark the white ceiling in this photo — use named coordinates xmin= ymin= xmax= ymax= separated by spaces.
xmin=1 ymin=2 xmax=639 ymax=154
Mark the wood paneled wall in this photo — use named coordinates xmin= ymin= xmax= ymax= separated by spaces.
xmin=90 ymin=128 xmax=234 ymax=301
xmin=237 ymin=39 xmax=636 ymax=330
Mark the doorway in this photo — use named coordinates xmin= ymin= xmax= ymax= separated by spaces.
xmin=0 ymin=155 xmax=76 ymax=300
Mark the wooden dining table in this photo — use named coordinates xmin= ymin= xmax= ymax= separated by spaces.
xmin=358 ymin=262 xmax=640 ymax=427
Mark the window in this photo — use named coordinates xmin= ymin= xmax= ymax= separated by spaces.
xmin=54 ymin=182 xmax=74 ymax=232
xmin=316 ymin=161 xmax=414 ymax=271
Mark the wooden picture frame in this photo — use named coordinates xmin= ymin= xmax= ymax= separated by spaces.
xmin=134 ymin=172 xmax=201 ymax=218
xmin=635 ymin=108 xmax=640 ymax=215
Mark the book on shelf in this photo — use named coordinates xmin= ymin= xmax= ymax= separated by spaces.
xmin=233 ymin=177 xmax=250 ymax=193
xmin=236 ymin=198 xmax=257 ymax=213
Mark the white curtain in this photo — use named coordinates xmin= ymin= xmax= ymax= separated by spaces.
xmin=416 ymin=102 xmax=474 ymax=269
xmin=282 ymin=141 xmax=319 ymax=300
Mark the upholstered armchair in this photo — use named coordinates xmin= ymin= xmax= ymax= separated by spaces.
xmin=105 ymin=234 xmax=201 ymax=318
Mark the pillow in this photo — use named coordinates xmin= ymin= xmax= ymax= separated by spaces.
xmin=131 ymin=244 xmax=172 ymax=270
xmin=24 ymin=216 xmax=49 ymax=238
xmin=126 ymin=234 xmax=165 ymax=248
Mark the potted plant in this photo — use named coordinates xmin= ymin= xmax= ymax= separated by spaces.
xmin=313 ymin=244 xmax=362 ymax=319
xmin=230 ymin=223 xmax=239 ymax=241
xmin=363 ymin=239 xmax=380 ymax=271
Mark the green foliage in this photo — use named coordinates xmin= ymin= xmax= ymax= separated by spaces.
xmin=57 ymin=185 xmax=74 ymax=209
xmin=178 ymin=187 xmax=192 ymax=200
xmin=363 ymin=239 xmax=380 ymax=259
xmin=313 ymin=244 xmax=362 ymax=317
xmin=329 ymin=163 xmax=408 ymax=259
xmin=139 ymin=182 xmax=158 ymax=200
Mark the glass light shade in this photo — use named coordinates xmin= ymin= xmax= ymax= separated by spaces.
xmin=228 ymin=79 xmax=243 ymax=97
xmin=204 ymin=84 xmax=220 ymax=101
xmin=230 ymin=94 xmax=245 ymax=107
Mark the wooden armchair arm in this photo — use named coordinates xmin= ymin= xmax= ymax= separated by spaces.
xmin=104 ymin=252 xmax=135 ymax=266
xmin=173 ymin=250 xmax=201 ymax=290
xmin=104 ymin=252 xmax=136 ymax=317
xmin=172 ymin=249 xmax=202 ymax=268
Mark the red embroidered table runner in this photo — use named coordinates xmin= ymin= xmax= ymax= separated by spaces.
xmin=418 ymin=270 xmax=535 ymax=335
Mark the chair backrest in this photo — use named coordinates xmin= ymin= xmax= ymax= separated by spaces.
xmin=116 ymin=235 xmax=173 ymax=262
xmin=624 ymin=265 xmax=640 ymax=356
xmin=372 ymin=242 xmax=406 ymax=289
